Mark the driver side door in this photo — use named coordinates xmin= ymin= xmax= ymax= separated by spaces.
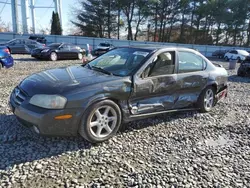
xmin=128 ymin=50 xmax=178 ymax=115
xmin=57 ymin=44 xmax=70 ymax=59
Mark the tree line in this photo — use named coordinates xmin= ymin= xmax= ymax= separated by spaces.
xmin=72 ymin=0 xmax=250 ymax=46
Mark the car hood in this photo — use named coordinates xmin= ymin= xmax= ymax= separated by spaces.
xmin=19 ymin=65 xmax=123 ymax=96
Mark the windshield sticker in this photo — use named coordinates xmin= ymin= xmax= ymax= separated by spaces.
xmin=133 ymin=51 xmax=149 ymax=57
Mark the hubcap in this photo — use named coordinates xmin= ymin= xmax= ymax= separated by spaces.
xmin=78 ymin=53 xmax=83 ymax=60
xmin=89 ymin=105 xmax=117 ymax=138
xmin=204 ymin=89 xmax=214 ymax=110
xmin=51 ymin=53 xmax=57 ymax=61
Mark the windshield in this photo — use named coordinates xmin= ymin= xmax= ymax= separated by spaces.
xmin=48 ymin=43 xmax=61 ymax=48
xmin=87 ymin=48 xmax=152 ymax=76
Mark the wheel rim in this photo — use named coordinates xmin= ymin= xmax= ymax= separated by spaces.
xmin=78 ymin=53 xmax=83 ymax=60
xmin=89 ymin=105 xmax=117 ymax=138
xmin=204 ymin=89 xmax=214 ymax=110
xmin=51 ymin=52 xmax=57 ymax=61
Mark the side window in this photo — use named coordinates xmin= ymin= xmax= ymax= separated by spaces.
xmin=229 ymin=50 xmax=234 ymax=53
xmin=25 ymin=40 xmax=32 ymax=45
xmin=234 ymin=50 xmax=238 ymax=54
xmin=10 ymin=39 xmax=21 ymax=45
xmin=62 ymin=44 xmax=69 ymax=50
xmin=149 ymin=51 xmax=175 ymax=77
xmin=178 ymin=51 xmax=205 ymax=73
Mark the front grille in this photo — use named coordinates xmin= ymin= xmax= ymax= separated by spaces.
xmin=12 ymin=87 xmax=27 ymax=106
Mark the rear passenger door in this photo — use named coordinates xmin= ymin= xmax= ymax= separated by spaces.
xmin=174 ymin=51 xmax=208 ymax=109
xmin=69 ymin=45 xmax=79 ymax=59
xmin=129 ymin=50 xmax=178 ymax=115
xmin=9 ymin=39 xmax=23 ymax=53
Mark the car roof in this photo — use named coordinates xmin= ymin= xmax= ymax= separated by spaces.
xmin=118 ymin=45 xmax=198 ymax=52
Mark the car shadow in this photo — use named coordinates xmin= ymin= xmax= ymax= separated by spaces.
xmin=0 ymin=114 xmax=91 ymax=170
xmin=120 ymin=110 xmax=199 ymax=133
xmin=228 ymin=75 xmax=250 ymax=83
xmin=13 ymin=57 xmax=48 ymax=62
xmin=0 ymin=110 xmax=198 ymax=170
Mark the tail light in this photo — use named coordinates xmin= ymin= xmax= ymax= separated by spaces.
xmin=4 ymin=48 xmax=10 ymax=54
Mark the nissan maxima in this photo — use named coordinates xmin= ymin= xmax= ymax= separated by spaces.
xmin=9 ymin=46 xmax=228 ymax=143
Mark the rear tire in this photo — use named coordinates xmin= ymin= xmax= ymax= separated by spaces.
xmin=79 ymin=100 xmax=122 ymax=143
xmin=197 ymin=86 xmax=215 ymax=113
xmin=50 ymin=52 xmax=58 ymax=61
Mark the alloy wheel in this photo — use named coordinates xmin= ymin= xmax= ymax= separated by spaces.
xmin=204 ymin=89 xmax=214 ymax=111
xmin=78 ymin=53 xmax=83 ymax=60
xmin=89 ymin=105 xmax=117 ymax=138
xmin=50 ymin=52 xmax=57 ymax=61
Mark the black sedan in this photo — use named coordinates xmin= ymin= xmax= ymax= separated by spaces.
xmin=31 ymin=43 xmax=84 ymax=61
xmin=0 ymin=38 xmax=45 ymax=54
xmin=9 ymin=46 xmax=228 ymax=143
xmin=237 ymin=56 xmax=250 ymax=77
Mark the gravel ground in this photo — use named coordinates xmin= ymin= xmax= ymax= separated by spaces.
xmin=0 ymin=55 xmax=250 ymax=188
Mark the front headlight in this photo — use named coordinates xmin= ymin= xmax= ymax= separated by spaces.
xmin=29 ymin=95 xmax=67 ymax=109
xmin=41 ymin=49 xmax=50 ymax=53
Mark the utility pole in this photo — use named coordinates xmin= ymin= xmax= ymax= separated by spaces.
xmin=11 ymin=0 xmax=18 ymax=33
xmin=54 ymin=0 xmax=62 ymax=28
xmin=21 ymin=0 xmax=29 ymax=33
xmin=30 ymin=0 xmax=36 ymax=33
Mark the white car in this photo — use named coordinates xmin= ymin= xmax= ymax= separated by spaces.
xmin=224 ymin=50 xmax=249 ymax=61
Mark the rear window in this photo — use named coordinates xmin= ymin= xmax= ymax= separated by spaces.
xmin=99 ymin=43 xmax=110 ymax=47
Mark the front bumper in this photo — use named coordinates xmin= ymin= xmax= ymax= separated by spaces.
xmin=9 ymin=89 xmax=83 ymax=136
xmin=1 ymin=56 xmax=14 ymax=68
xmin=31 ymin=52 xmax=49 ymax=59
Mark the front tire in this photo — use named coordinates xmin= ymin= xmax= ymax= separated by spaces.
xmin=225 ymin=56 xmax=229 ymax=61
xmin=79 ymin=100 xmax=122 ymax=143
xmin=0 ymin=63 xmax=3 ymax=70
xmin=78 ymin=53 xmax=83 ymax=60
xmin=197 ymin=86 xmax=215 ymax=113
xmin=50 ymin=52 xmax=58 ymax=61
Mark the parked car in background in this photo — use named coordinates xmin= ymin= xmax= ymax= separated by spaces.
xmin=10 ymin=46 xmax=228 ymax=143
xmin=31 ymin=43 xmax=84 ymax=61
xmin=212 ymin=50 xmax=227 ymax=59
xmin=81 ymin=43 xmax=94 ymax=64
xmin=237 ymin=56 xmax=250 ymax=77
xmin=224 ymin=50 xmax=249 ymax=62
xmin=29 ymin=35 xmax=47 ymax=45
xmin=0 ymin=46 xmax=14 ymax=69
xmin=94 ymin=42 xmax=114 ymax=56
xmin=0 ymin=38 xmax=45 ymax=54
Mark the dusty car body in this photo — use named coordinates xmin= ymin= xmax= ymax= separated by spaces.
xmin=237 ymin=56 xmax=250 ymax=77
xmin=9 ymin=46 xmax=228 ymax=143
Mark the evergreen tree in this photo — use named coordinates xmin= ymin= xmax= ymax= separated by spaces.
xmin=51 ymin=11 xmax=62 ymax=35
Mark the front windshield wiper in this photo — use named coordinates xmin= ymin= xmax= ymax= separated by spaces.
xmin=91 ymin=66 xmax=113 ymax=75
xmin=85 ymin=63 xmax=92 ymax=70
